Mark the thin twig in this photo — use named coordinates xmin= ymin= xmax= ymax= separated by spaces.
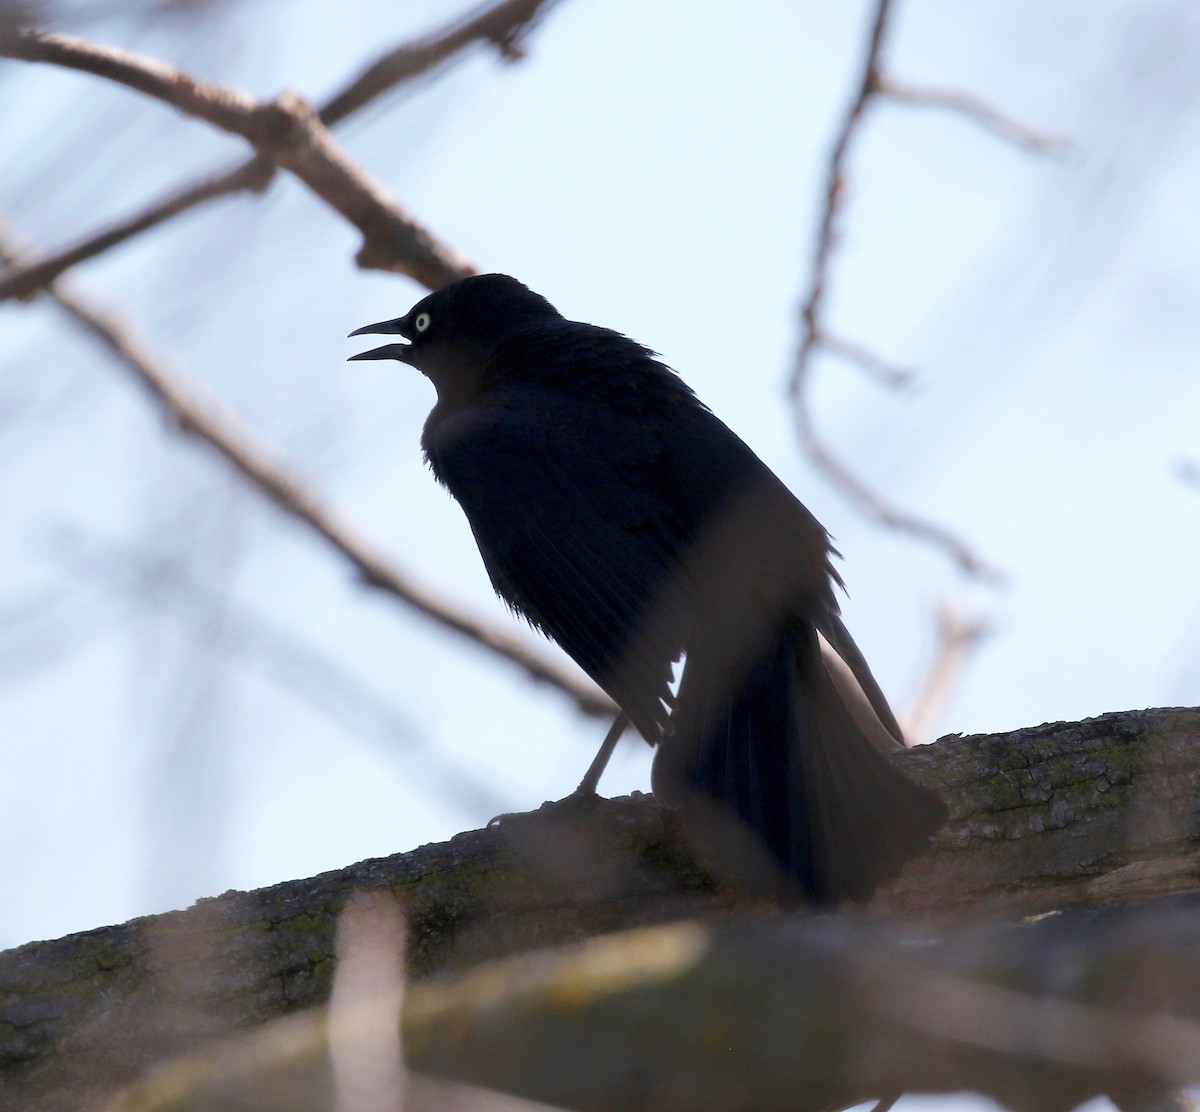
xmin=787 ymin=0 xmax=1035 ymax=585
xmin=903 ymin=601 xmax=991 ymax=743
xmin=786 ymin=6 xmax=1000 ymax=585
xmin=318 ymin=0 xmax=559 ymax=124
xmin=795 ymin=399 xmax=1001 ymax=582
xmin=881 ymin=77 xmax=1069 ymax=154
xmin=3 ymin=29 xmax=474 ymax=288
xmin=0 ymin=223 xmax=615 ymax=719
xmin=0 ymin=0 xmax=559 ymax=303
xmin=793 ymin=0 xmax=893 ymax=358
xmin=0 ymin=158 xmax=276 ymax=303
xmin=51 ymin=527 xmax=513 ymax=815
xmin=820 ymin=331 xmax=916 ymax=389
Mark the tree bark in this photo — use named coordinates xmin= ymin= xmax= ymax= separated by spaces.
xmin=1 ymin=707 xmax=1197 ymax=1111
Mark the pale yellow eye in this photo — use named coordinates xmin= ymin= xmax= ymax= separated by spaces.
xmin=415 ymin=312 xmax=432 ymax=333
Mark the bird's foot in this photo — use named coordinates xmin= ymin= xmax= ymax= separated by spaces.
xmin=486 ymin=788 xmax=609 ymax=829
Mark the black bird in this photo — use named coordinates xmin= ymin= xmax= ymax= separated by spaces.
xmin=351 ymin=274 xmax=946 ymax=904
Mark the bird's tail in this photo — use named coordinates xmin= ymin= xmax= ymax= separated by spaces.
xmin=653 ymin=620 xmax=948 ymax=905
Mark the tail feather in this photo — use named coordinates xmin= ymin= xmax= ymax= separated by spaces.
xmin=654 ymin=620 xmax=947 ymax=905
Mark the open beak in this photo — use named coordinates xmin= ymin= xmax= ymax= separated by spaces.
xmin=348 ymin=316 xmax=412 ymax=362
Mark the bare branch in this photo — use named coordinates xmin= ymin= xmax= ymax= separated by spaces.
xmin=787 ymin=0 xmax=1008 ymax=584
xmin=820 ymin=330 xmax=916 ymax=389
xmin=0 ymin=223 xmax=615 ymax=719
xmin=319 ymin=0 xmax=562 ymax=124
xmin=902 ymin=601 xmax=992 ymax=743
xmin=795 ymin=398 xmax=1004 ymax=583
xmin=4 ymin=29 xmax=255 ymax=125
xmin=880 ymin=76 xmax=1070 ymax=154
xmin=0 ymin=157 xmax=276 ymax=303
xmin=3 ymin=29 xmax=473 ymax=287
xmin=792 ymin=0 xmax=893 ymax=350
xmin=50 ymin=527 xmax=515 ymax=815
xmin=0 ymin=0 xmax=562 ymax=302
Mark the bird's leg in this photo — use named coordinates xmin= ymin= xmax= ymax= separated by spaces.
xmin=575 ymin=710 xmax=629 ymax=795
xmin=487 ymin=711 xmax=630 ymax=829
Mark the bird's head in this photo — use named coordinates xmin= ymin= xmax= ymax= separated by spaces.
xmin=348 ymin=274 xmax=561 ymax=399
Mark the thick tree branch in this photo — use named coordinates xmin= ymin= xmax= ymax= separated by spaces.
xmin=2 ymin=708 xmax=1198 ymax=1110
xmin=0 ymin=0 xmax=562 ymax=302
xmin=0 ymin=224 xmax=615 ymax=719
xmin=3 ymin=29 xmax=472 ymax=286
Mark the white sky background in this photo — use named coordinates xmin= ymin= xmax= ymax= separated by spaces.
xmin=1 ymin=0 xmax=1198 ymax=1026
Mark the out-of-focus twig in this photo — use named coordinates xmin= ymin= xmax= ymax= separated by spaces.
xmin=820 ymin=331 xmax=915 ymax=389
xmin=880 ymin=77 xmax=1070 ymax=154
xmin=106 ymin=892 xmax=570 ymax=1112
xmin=329 ymin=891 xmax=407 ymax=1112
xmin=0 ymin=0 xmax=561 ymax=303
xmin=2 ymin=28 xmax=474 ymax=288
xmin=0 ymin=158 xmax=276 ymax=303
xmin=787 ymin=0 xmax=1004 ymax=584
xmin=319 ymin=0 xmax=559 ymax=123
xmin=789 ymin=0 xmax=1060 ymax=585
xmin=50 ymin=527 xmax=515 ymax=815
xmin=0 ymin=223 xmax=615 ymax=720
xmin=792 ymin=372 xmax=1003 ymax=582
xmin=1178 ymin=458 xmax=1200 ymax=491
xmin=902 ymin=601 xmax=991 ymax=744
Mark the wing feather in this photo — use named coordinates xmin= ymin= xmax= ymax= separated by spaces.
xmin=427 ymin=388 xmax=694 ymax=742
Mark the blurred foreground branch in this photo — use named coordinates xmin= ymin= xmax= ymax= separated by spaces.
xmin=406 ymin=900 xmax=1200 ymax=1112
xmin=2 ymin=707 xmax=1198 ymax=1110
xmin=93 ymin=899 xmax=1200 ymax=1112
xmin=0 ymin=224 xmax=615 ymax=719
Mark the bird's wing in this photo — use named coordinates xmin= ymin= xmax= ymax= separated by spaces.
xmin=427 ymin=388 xmax=695 ymax=742
xmin=649 ymin=406 xmax=907 ymax=750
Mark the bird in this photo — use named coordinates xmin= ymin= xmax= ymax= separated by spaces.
xmin=350 ymin=274 xmax=947 ymax=905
